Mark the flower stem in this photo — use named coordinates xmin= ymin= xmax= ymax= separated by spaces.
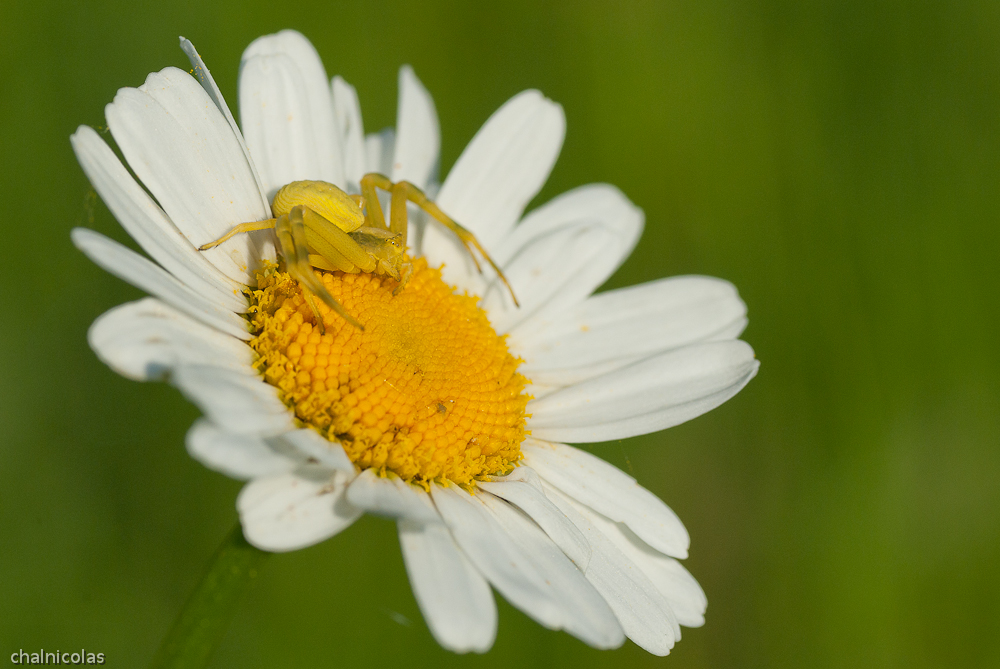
xmin=150 ymin=523 xmax=270 ymax=668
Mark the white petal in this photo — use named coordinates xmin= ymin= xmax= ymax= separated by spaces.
xmin=170 ymin=364 xmax=294 ymax=436
xmin=512 ymin=275 xmax=747 ymax=386
xmin=528 ymin=340 xmax=760 ymax=443
xmin=398 ymin=514 xmax=496 ymax=653
xmin=431 ymin=485 xmax=562 ymax=626
xmin=239 ymin=30 xmax=344 ymax=196
xmin=238 ymin=466 xmax=361 ymax=552
xmin=364 ymin=128 xmax=396 ymax=177
xmin=479 ymin=493 xmax=625 ymax=649
xmin=179 ymin=37 xmax=272 ymax=216
xmin=346 ymin=469 xmax=441 ymax=524
xmin=423 ymin=90 xmax=565 ymax=291
xmin=186 ymin=419 xmax=304 ymax=480
xmin=415 ymin=222 xmax=485 ymax=298
xmin=279 ymin=429 xmax=355 ymax=474
xmin=522 ymin=439 xmax=689 ymax=559
xmin=391 ymin=66 xmax=439 ymax=190
xmin=477 ymin=466 xmax=591 ymax=570
xmin=71 ymin=228 xmax=250 ymax=340
xmin=332 ymin=76 xmax=366 ymax=191
xmin=543 ymin=484 xmax=678 ymax=655
xmin=483 ymin=184 xmax=643 ymax=332
xmin=431 ymin=484 xmax=617 ymax=644
xmin=88 ymin=298 xmax=252 ymax=381
xmin=583 ymin=510 xmax=707 ymax=627
xmin=524 ymin=380 xmax=561 ymax=401
xmin=709 ymin=317 xmax=750 ymax=342
xmin=437 ymin=89 xmax=565 ymax=247
xmin=106 ymin=68 xmax=272 ymax=283
xmin=71 ymin=125 xmax=245 ymax=311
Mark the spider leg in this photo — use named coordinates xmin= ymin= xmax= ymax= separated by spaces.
xmin=359 ymin=173 xmax=408 ymax=245
xmin=280 ymin=207 xmax=364 ymax=331
xmin=308 ymin=253 xmax=356 ymax=273
xmin=359 ymin=173 xmax=389 ymax=231
xmin=300 ymin=207 xmax=378 ymax=273
xmin=275 ymin=212 xmax=328 ymax=332
xmin=390 ymin=178 xmax=519 ymax=307
xmin=392 ymin=261 xmax=414 ymax=296
xmin=274 ymin=212 xmax=325 ymax=330
xmin=389 ymin=180 xmax=410 ymax=247
xmin=198 ymin=218 xmax=276 ymax=250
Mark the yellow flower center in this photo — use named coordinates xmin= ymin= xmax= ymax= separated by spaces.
xmin=247 ymin=257 xmax=528 ymax=486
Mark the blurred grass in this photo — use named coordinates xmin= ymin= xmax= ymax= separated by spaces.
xmin=1 ymin=0 xmax=998 ymax=667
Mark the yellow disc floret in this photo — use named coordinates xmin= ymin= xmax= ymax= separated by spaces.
xmin=247 ymin=257 xmax=528 ymax=487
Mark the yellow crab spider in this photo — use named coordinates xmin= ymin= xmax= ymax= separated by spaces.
xmin=199 ymin=173 xmax=518 ymax=331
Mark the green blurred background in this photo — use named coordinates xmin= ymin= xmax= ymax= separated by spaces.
xmin=2 ymin=0 xmax=998 ymax=666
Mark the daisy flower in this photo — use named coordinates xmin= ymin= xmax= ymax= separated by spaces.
xmin=72 ymin=30 xmax=758 ymax=655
